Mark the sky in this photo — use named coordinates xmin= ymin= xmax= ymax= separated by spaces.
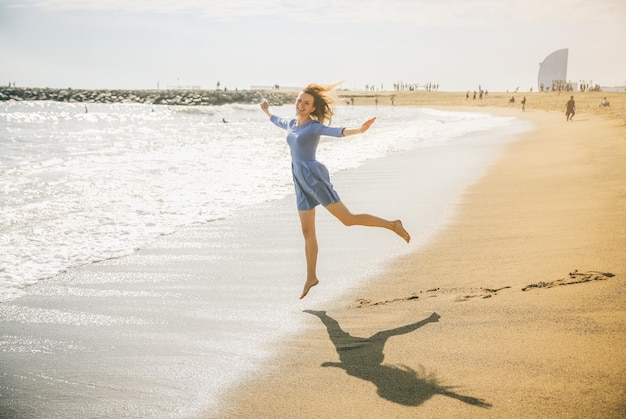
xmin=1 ymin=0 xmax=625 ymax=92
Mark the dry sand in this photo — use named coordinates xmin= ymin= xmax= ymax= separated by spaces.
xmin=217 ymin=93 xmax=626 ymax=418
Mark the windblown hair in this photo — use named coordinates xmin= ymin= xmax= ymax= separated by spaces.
xmin=302 ymin=81 xmax=343 ymax=124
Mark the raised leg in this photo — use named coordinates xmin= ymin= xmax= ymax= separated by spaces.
xmin=324 ymin=201 xmax=410 ymax=243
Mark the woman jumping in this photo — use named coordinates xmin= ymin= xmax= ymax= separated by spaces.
xmin=260 ymin=82 xmax=410 ymax=299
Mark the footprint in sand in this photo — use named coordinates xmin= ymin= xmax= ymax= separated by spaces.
xmin=354 ymin=286 xmax=511 ymax=307
xmin=522 ymin=270 xmax=615 ymax=291
xmin=353 ymin=270 xmax=615 ymax=308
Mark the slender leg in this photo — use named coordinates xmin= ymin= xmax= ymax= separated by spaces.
xmin=298 ymin=208 xmax=320 ymax=299
xmin=324 ymin=201 xmax=410 ymax=243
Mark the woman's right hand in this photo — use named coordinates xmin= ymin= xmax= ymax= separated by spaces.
xmin=260 ymin=99 xmax=270 ymax=114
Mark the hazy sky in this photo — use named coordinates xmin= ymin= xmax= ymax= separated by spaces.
xmin=1 ymin=0 xmax=625 ymax=92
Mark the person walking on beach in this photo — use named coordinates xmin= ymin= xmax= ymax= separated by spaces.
xmin=566 ymin=96 xmax=576 ymax=121
xmin=521 ymin=96 xmax=526 ymax=112
xmin=260 ymin=82 xmax=410 ymax=299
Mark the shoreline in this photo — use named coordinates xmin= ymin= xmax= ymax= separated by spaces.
xmin=0 ymin=106 xmax=520 ymax=417
xmin=2 ymin=87 xmax=624 ymax=123
xmin=216 ymin=102 xmax=626 ymax=417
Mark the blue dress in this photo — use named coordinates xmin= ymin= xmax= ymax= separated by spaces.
xmin=270 ymin=115 xmax=345 ymax=210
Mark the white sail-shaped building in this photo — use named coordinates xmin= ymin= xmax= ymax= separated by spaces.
xmin=538 ymin=49 xmax=568 ymax=91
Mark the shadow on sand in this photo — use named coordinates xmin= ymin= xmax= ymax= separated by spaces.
xmin=304 ymin=310 xmax=491 ymax=408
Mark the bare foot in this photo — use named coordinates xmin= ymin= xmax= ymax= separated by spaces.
xmin=300 ymin=277 xmax=319 ymax=299
xmin=392 ymin=220 xmax=410 ymax=243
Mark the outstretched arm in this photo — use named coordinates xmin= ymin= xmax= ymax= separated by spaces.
xmin=342 ymin=117 xmax=376 ymax=137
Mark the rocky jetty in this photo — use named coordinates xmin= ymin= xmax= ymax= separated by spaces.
xmin=0 ymin=87 xmax=297 ymax=106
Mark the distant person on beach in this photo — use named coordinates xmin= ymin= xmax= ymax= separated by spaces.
xmin=509 ymin=96 xmax=515 ymax=103
xmin=521 ymin=96 xmax=526 ymax=112
xmin=599 ymin=97 xmax=610 ymax=107
xmin=566 ymin=96 xmax=576 ymax=121
xmin=260 ymin=82 xmax=410 ymax=299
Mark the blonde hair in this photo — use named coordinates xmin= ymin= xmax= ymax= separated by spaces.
xmin=302 ymin=81 xmax=343 ymax=124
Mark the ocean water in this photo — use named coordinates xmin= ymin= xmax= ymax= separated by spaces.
xmin=1 ymin=101 xmax=517 ymax=302
xmin=0 ymin=100 xmax=531 ymax=417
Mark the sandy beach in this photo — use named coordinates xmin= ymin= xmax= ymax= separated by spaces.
xmin=1 ymin=92 xmax=624 ymax=418
xmin=218 ymin=93 xmax=626 ymax=418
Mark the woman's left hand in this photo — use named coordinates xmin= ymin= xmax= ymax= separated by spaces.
xmin=360 ymin=117 xmax=376 ymax=132
xmin=343 ymin=117 xmax=377 ymax=136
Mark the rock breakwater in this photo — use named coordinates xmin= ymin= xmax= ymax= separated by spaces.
xmin=0 ymin=87 xmax=297 ymax=106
